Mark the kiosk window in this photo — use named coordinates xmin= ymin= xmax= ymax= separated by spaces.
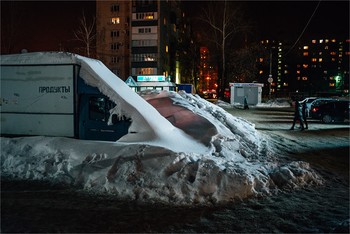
xmin=88 ymin=97 xmax=120 ymax=122
xmin=89 ymin=97 xmax=106 ymax=121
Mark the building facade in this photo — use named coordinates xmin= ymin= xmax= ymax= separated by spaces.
xmin=257 ymin=38 xmax=349 ymax=97
xmin=198 ymin=47 xmax=217 ymax=93
xmin=96 ymin=0 xmax=191 ymax=85
xmin=295 ymin=38 xmax=349 ymax=95
xmin=256 ymin=40 xmax=290 ymax=96
xmin=96 ymin=0 xmax=131 ymax=79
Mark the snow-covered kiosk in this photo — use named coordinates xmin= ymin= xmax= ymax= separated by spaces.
xmin=230 ymin=83 xmax=264 ymax=106
xmin=125 ymin=75 xmax=176 ymax=92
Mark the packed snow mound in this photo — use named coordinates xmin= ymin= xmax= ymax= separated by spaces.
xmin=1 ymin=136 xmax=323 ymax=205
xmin=256 ymin=98 xmax=292 ymax=108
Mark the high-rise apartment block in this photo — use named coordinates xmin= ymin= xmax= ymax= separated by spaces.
xmin=296 ymin=39 xmax=349 ymax=95
xmin=96 ymin=1 xmax=131 ymax=79
xmin=96 ymin=0 xmax=189 ymax=83
xmin=257 ymin=38 xmax=349 ymax=96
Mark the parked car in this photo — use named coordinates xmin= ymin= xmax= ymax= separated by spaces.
xmin=307 ymin=98 xmax=337 ymax=117
xmin=310 ymin=100 xmax=350 ymax=123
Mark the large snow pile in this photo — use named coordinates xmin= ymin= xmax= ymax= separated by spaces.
xmin=256 ymin=98 xmax=292 ymax=108
xmin=1 ymin=52 xmax=323 ymax=205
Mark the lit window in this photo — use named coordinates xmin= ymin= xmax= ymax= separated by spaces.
xmin=259 ymin=58 xmax=263 ymax=63
xmin=303 ymin=46 xmax=308 ymax=50
xmin=325 ymin=46 xmax=328 ymax=49
xmin=145 ymin=13 xmax=154 ymax=19
xmin=259 ymin=70 xmax=263 ymax=74
xmin=311 ymin=58 xmax=317 ymax=62
xmin=319 ymin=39 xmax=323 ymax=43
xmin=303 ymin=64 xmax=308 ymax=68
xmin=325 ymin=39 xmax=329 ymax=43
xmin=297 ymin=70 xmax=300 ymax=74
xmin=330 ymin=52 xmax=337 ymax=56
xmin=111 ymin=17 xmax=120 ymax=24
xmin=302 ymin=77 xmax=308 ymax=81
xmin=319 ymin=58 xmax=323 ymax=62
xmin=332 ymin=39 xmax=336 ymax=43
xmin=166 ymin=45 xmax=168 ymax=53
xmin=303 ymin=52 xmax=309 ymax=56
xmin=312 ymin=40 xmax=316 ymax=44
xmin=329 ymin=83 xmax=335 ymax=87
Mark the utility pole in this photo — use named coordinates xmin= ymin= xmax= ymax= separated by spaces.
xmin=268 ymin=49 xmax=273 ymax=99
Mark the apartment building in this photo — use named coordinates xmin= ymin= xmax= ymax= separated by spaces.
xmin=257 ymin=38 xmax=349 ymax=96
xmin=257 ymin=40 xmax=290 ymax=95
xmin=96 ymin=1 xmax=131 ymax=79
xmin=198 ymin=47 xmax=217 ymax=93
xmin=296 ymin=38 xmax=349 ymax=95
xmin=96 ymin=0 xmax=188 ymax=84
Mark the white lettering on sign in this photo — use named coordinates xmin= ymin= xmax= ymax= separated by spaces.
xmin=137 ymin=75 xmax=165 ymax=82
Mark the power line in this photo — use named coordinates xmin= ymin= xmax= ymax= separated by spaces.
xmin=285 ymin=0 xmax=322 ymax=56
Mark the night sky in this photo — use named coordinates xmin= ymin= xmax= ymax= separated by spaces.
xmin=1 ymin=0 xmax=349 ymax=54
xmin=184 ymin=0 xmax=349 ymax=42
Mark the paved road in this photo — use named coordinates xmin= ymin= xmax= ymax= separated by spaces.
xmin=225 ymin=106 xmax=349 ymax=130
xmin=224 ymin=106 xmax=350 ymax=179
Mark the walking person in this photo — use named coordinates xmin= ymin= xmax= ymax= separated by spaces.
xmin=301 ymin=100 xmax=308 ymax=129
xmin=290 ymin=100 xmax=305 ymax=131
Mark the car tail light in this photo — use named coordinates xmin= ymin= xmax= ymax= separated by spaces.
xmin=312 ymin=107 xmax=319 ymax=112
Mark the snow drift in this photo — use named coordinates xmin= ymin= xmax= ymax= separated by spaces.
xmin=1 ymin=52 xmax=323 ymax=205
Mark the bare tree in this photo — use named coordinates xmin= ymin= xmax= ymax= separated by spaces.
xmin=73 ymin=12 xmax=96 ymax=57
xmin=200 ymin=0 xmax=249 ymax=98
xmin=228 ymin=42 xmax=263 ymax=83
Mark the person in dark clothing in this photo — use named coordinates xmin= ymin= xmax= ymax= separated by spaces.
xmin=290 ymin=101 xmax=305 ymax=131
xmin=243 ymin=96 xmax=249 ymax=110
xmin=300 ymin=100 xmax=308 ymax=129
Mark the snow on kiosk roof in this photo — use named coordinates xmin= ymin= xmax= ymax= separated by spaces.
xmin=0 ymin=52 xmax=207 ymax=153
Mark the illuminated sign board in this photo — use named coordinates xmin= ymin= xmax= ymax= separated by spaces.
xmin=137 ymin=75 xmax=166 ymax=82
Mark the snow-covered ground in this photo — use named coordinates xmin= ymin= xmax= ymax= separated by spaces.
xmin=1 ymin=52 xmax=323 ymax=205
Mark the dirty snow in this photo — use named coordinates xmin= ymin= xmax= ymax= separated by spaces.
xmin=1 ymin=52 xmax=323 ymax=205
